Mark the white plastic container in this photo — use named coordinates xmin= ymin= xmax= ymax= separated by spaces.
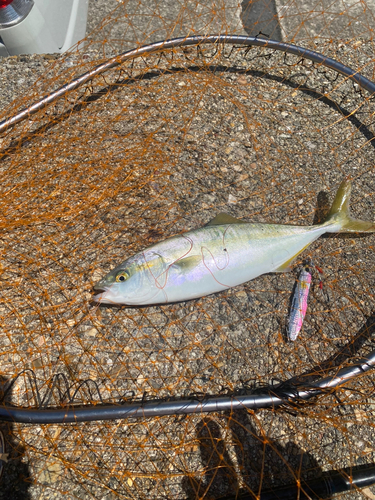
xmin=0 ymin=0 xmax=88 ymax=56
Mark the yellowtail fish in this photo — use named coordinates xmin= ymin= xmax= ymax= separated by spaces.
xmin=93 ymin=179 xmax=375 ymax=305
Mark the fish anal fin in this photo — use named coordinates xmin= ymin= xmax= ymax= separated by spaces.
xmin=273 ymin=243 xmax=311 ymax=273
xmin=206 ymin=213 xmax=246 ymax=226
xmin=172 ymin=255 xmax=202 ymax=271
xmin=273 ymin=260 xmax=294 ymax=273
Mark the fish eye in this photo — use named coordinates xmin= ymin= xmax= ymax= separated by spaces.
xmin=116 ymin=271 xmax=129 ymax=283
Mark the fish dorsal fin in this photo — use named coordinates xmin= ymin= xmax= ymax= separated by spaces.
xmin=206 ymin=213 xmax=245 ymax=226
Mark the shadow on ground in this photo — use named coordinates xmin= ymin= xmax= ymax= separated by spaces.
xmin=182 ymin=410 xmax=321 ymax=499
xmin=0 ymin=375 xmax=32 ymax=500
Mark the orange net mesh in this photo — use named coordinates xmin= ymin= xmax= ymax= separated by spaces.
xmin=0 ymin=1 xmax=375 ymax=498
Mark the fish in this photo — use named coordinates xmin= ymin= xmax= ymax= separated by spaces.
xmin=287 ymin=261 xmax=313 ymax=341
xmin=93 ymin=178 xmax=375 ymax=306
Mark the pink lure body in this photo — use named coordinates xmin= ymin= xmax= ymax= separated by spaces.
xmin=288 ymin=266 xmax=312 ymax=341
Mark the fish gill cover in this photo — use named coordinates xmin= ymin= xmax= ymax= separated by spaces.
xmin=0 ymin=0 xmax=375 ymax=498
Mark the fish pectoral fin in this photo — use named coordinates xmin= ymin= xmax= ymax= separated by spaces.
xmin=172 ymin=255 xmax=202 ymax=271
xmin=206 ymin=213 xmax=246 ymax=226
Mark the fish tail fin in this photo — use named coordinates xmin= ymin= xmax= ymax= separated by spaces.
xmin=324 ymin=177 xmax=375 ymax=233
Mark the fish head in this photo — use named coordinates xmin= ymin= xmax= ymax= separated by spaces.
xmin=92 ymin=254 xmax=164 ymax=305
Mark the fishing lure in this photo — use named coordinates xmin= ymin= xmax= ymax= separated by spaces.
xmin=93 ymin=178 xmax=375 ymax=306
xmin=287 ymin=261 xmax=313 ymax=341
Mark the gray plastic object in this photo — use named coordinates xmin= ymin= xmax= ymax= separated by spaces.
xmin=0 ymin=0 xmax=88 ymax=56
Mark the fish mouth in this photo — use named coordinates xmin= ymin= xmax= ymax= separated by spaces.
xmin=91 ymin=288 xmax=109 ymax=303
xmin=92 ymin=285 xmax=110 ymax=301
xmin=93 ymin=280 xmax=112 ymax=292
xmin=92 ymin=287 xmax=123 ymax=306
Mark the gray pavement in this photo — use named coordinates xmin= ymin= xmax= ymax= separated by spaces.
xmin=242 ymin=0 xmax=375 ymax=42
xmin=87 ymin=0 xmax=375 ymax=45
xmin=86 ymin=0 xmax=246 ymax=51
xmin=275 ymin=0 xmax=375 ymax=41
xmin=241 ymin=0 xmax=282 ymax=39
xmin=1 ymin=2 xmax=375 ymax=500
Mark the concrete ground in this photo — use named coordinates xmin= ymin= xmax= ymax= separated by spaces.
xmin=87 ymin=0 xmax=375 ymax=44
xmin=241 ymin=0 xmax=375 ymax=42
xmin=0 ymin=2 xmax=375 ymax=500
